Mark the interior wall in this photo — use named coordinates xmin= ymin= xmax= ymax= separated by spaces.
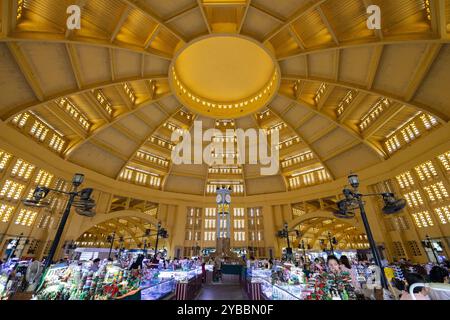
xmin=0 ymin=121 xmax=449 ymax=262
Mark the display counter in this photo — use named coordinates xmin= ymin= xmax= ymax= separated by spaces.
xmin=33 ymin=262 xmax=141 ymax=300
xmin=141 ymin=278 xmax=176 ymax=300
xmin=245 ymin=267 xmax=310 ymax=300
xmin=33 ymin=261 xmax=210 ymax=301
xmin=0 ymin=260 xmax=31 ymax=300
xmin=158 ymin=268 xmax=203 ymax=300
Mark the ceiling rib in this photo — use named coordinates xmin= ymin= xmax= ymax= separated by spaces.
xmin=238 ymin=0 xmax=251 ymax=34
xmin=366 ymin=44 xmax=384 ymax=90
xmin=316 ymin=6 xmax=339 ymax=45
xmin=144 ymin=25 xmax=161 ymax=49
xmin=42 ymin=104 xmax=88 ymax=139
xmin=338 ymin=92 xmax=368 ymax=123
xmin=109 ymin=48 xmax=116 ymax=81
xmin=197 ymin=0 xmax=212 ymax=34
xmin=276 ymin=38 xmax=446 ymax=61
xmin=65 ymin=43 xmax=83 ymax=90
xmin=288 ymin=25 xmax=306 ymax=51
xmin=268 ymin=106 xmax=337 ymax=181
xmin=164 ymin=3 xmax=198 ymax=24
xmin=1 ymin=75 xmax=168 ymax=121
xmin=121 ymin=0 xmax=186 ymax=43
xmin=362 ymin=104 xmax=407 ymax=139
xmin=162 ymin=111 xmax=197 ymax=191
xmin=116 ymin=105 xmax=175 ymax=179
xmin=282 ymin=75 xmax=449 ymax=122
xmin=6 ymin=42 xmax=45 ymax=101
xmin=279 ymin=92 xmax=387 ymax=159
xmin=110 ymin=5 xmax=132 ymax=43
xmin=403 ymin=43 xmax=443 ymax=102
xmin=84 ymin=91 xmax=110 ymax=122
xmin=431 ymin=0 xmax=447 ymax=40
xmin=249 ymin=2 xmax=286 ymax=24
xmin=64 ymin=92 xmax=172 ymax=158
xmin=264 ymin=0 xmax=327 ymax=43
xmin=1 ymin=0 xmax=14 ymax=38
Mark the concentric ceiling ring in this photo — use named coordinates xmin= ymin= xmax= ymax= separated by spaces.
xmin=169 ymin=34 xmax=281 ymax=119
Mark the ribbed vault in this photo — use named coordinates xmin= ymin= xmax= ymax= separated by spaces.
xmin=1 ymin=0 xmax=449 ymax=196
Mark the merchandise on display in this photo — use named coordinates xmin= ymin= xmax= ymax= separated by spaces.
xmin=0 ymin=259 xmax=31 ymax=300
xmin=32 ymin=257 xmax=211 ymax=301
xmin=33 ymin=262 xmax=141 ymax=300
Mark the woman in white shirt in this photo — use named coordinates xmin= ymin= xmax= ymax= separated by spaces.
xmin=400 ymin=273 xmax=430 ymax=300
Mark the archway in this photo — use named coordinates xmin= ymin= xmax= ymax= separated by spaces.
xmin=74 ymin=210 xmax=163 ymax=250
xmin=287 ymin=211 xmax=367 ymax=251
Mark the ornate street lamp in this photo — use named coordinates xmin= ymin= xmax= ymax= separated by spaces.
xmin=23 ymin=173 xmax=96 ymax=270
xmin=107 ymin=232 xmax=116 ymax=260
xmin=277 ymin=223 xmax=299 ymax=260
xmin=154 ymin=222 xmax=169 ymax=259
xmin=426 ymin=234 xmax=439 ymax=263
xmin=334 ymin=173 xmax=406 ymax=289
xmin=327 ymin=232 xmax=338 ymax=255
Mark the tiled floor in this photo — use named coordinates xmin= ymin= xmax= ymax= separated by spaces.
xmin=195 ymin=284 xmax=249 ymax=300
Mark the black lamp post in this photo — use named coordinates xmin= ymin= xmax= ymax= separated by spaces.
xmin=154 ymin=222 xmax=168 ymax=259
xmin=107 ymin=232 xmax=116 ymax=260
xmin=335 ymin=173 xmax=406 ymax=290
xmin=327 ymin=232 xmax=338 ymax=255
xmin=7 ymin=233 xmax=24 ymax=260
xmin=426 ymin=235 xmax=439 ymax=263
xmin=23 ymin=173 xmax=96 ymax=270
xmin=277 ymin=223 xmax=294 ymax=260
xmin=142 ymin=228 xmax=151 ymax=257
xmin=300 ymin=239 xmax=307 ymax=263
xmin=118 ymin=236 xmax=125 ymax=256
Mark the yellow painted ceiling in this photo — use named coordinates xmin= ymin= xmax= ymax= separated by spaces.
xmin=0 ymin=0 xmax=449 ymax=196
xmin=175 ymin=36 xmax=275 ymax=102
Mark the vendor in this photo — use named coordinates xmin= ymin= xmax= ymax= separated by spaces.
xmin=89 ymin=258 xmax=101 ymax=272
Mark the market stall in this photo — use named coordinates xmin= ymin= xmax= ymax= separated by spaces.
xmin=33 ymin=260 xmax=212 ymax=301
xmin=245 ymin=263 xmax=358 ymax=301
xmin=0 ymin=259 xmax=31 ymax=300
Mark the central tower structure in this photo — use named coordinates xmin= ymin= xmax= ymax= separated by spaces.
xmin=215 ymin=186 xmax=232 ymax=257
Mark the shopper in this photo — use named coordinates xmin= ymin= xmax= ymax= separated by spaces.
xmin=201 ymin=261 xmax=207 ymax=283
xmin=340 ymin=255 xmax=360 ymax=290
xmin=327 ymin=255 xmax=341 ymax=275
xmin=428 ymin=266 xmax=450 ymax=300
xmin=313 ymin=258 xmax=323 ymax=272
xmin=392 ymin=278 xmax=408 ymax=299
xmin=429 ymin=266 xmax=449 ymax=284
xmin=89 ymin=258 xmax=101 ymax=272
xmin=400 ymin=273 xmax=430 ymax=300
xmin=130 ymin=255 xmax=144 ymax=270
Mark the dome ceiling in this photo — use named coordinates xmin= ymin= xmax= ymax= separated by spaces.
xmin=0 ymin=0 xmax=449 ymax=196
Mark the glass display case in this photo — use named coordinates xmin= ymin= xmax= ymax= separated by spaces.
xmin=34 ymin=262 xmax=141 ymax=300
xmin=246 ymin=267 xmax=311 ymax=300
xmin=158 ymin=268 xmax=202 ymax=283
xmin=141 ymin=278 xmax=176 ymax=300
xmin=260 ymin=279 xmax=302 ymax=300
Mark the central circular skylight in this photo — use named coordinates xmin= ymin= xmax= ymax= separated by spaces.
xmin=170 ymin=35 xmax=280 ymax=119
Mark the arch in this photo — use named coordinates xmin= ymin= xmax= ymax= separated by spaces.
xmin=75 ymin=209 xmax=160 ymax=240
xmin=288 ymin=210 xmax=361 ymax=231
